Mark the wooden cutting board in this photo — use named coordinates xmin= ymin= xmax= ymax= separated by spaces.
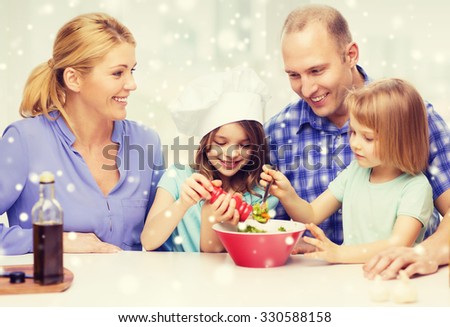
xmin=0 ymin=264 xmax=73 ymax=295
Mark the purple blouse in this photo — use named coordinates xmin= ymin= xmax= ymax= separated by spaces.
xmin=0 ymin=112 xmax=163 ymax=255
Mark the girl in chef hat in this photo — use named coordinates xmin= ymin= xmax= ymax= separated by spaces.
xmin=141 ymin=66 xmax=278 ymax=252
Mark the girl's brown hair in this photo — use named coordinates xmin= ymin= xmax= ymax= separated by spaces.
xmin=192 ymin=120 xmax=269 ymax=196
xmin=20 ymin=12 xmax=135 ymax=119
xmin=345 ymin=78 xmax=429 ymax=175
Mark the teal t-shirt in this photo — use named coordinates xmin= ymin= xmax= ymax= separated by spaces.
xmin=328 ymin=161 xmax=432 ymax=245
xmin=158 ymin=165 xmax=278 ymax=252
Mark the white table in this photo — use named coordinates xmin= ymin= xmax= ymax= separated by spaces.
xmin=0 ymin=251 xmax=448 ymax=307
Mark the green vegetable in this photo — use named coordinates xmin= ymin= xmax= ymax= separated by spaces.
xmin=252 ymin=202 xmax=270 ymax=223
xmin=237 ymin=225 xmax=267 ymax=233
xmin=237 ymin=224 xmax=287 ymax=233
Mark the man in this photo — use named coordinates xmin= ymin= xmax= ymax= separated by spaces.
xmin=265 ymin=4 xmax=450 ymax=247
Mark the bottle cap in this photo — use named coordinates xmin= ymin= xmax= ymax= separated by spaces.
xmin=9 ymin=271 xmax=26 ymax=284
xmin=40 ymin=171 xmax=55 ymax=184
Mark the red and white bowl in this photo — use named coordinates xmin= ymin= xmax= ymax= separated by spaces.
xmin=213 ymin=219 xmax=306 ymax=268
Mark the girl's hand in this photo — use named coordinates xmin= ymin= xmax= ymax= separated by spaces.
xmin=303 ymin=223 xmax=341 ymax=263
xmin=200 ymin=189 xmax=233 ymax=253
xmin=63 ymin=232 xmax=121 ymax=253
xmin=179 ymin=173 xmax=214 ymax=209
xmin=260 ymin=165 xmax=295 ymax=200
xmin=291 ymin=237 xmax=319 ymax=254
xmin=205 ymin=192 xmax=240 ymax=225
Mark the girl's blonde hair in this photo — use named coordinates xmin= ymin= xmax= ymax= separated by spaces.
xmin=20 ymin=12 xmax=135 ymax=119
xmin=345 ymin=78 xmax=429 ymax=175
xmin=192 ymin=120 xmax=269 ymax=196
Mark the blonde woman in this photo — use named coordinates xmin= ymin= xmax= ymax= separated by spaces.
xmin=261 ymin=79 xmax=433 ymax=264
xmin=0 ymin=13 xmax=163 ymax=255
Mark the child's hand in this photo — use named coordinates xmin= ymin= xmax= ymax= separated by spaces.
xmin=291 ymin=237 xmax=318 ymax=255
xmin=206 ymin=192 xmax=240 ymax=225
xmin=303 ymin=223 xmax=341 ymax=263
xmin=260 ymin=165 xmax=295 ymax=200
xmin=179 ymin=173 xmax=213 ymax=209
xmin=211 ymin=179 xmax=222 ymax=188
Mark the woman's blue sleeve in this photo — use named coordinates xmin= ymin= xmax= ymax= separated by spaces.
xmin=0 ymin=125 xmax=32 ymax=254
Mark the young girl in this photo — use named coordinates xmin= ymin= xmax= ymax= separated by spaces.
xmin=261 ymin=78 xmax=433 ymax=263
xmin=141 ymin=67 xmax=277 ymax=252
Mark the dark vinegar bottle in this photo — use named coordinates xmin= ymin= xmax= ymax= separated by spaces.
xmin=32 ymin=171 xmax=64 ymax=285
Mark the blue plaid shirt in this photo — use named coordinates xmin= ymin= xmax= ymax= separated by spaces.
xmin=265 ymin=65 xmax=450 ymax=245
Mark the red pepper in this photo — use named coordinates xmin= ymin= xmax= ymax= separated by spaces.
xmin=209 ymin=186 xmax=252 ymax=221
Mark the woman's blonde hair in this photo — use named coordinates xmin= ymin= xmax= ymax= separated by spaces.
xmin=345 ymin=78 xmax=429 ymax=175
xmin=20 ymin=12 xmax=135 ymax=119
xmin=192 ymin=120 xmax=269 ymax=196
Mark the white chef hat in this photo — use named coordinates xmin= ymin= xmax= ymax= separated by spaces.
xmin=169 ymin=66 xmax=270 ymax=137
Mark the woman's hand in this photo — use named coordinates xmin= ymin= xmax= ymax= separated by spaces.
xmin=63 ymin=232 xmax=121 ymax=253
xmin=363 ymin=246 xmax=439 ymax=280
xmin=302 ymin=223 xmax=341 ymax=263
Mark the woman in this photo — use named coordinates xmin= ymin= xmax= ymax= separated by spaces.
xmin=0 ymin=13 xmax=163 ymax=255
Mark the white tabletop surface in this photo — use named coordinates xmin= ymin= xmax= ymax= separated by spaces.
xmin=0 ymin=251 xmax=448 ymax=307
